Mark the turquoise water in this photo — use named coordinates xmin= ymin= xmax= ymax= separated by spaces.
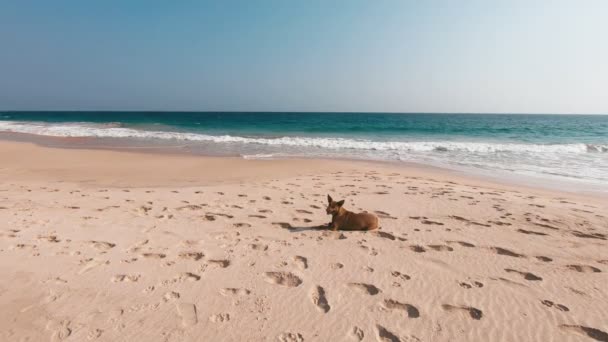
xmin=1 ymin=112 xmax=607 ymax=143
xmin=1 ymin=112 xmax=607 ymax=188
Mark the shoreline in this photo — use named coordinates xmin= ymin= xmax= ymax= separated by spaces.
xmin=1 ymin=132 xmax=606 ymax=200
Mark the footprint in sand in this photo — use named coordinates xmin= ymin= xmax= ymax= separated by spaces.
xmin=126 ymin=239 xmax=149 ymax=253
xmin=517 ymin=229 xmax=548 ymax=236
xmin=310 ymin=286 xmax=330 ymax=313
xmin=38 ymin=235 xmax=60 ymax=243
xmin=176 ymin=303 xmax=198 ymax=327
xmin=140 ymin=252 xmax=166 ymax=259
xmin=421 ymin=219 xmax=444 ymax=226
xmin=46 ymin=319 xmax=71 ymax=341
xmin=559 ymin=325 xmax=608 ymax=341
xmin=459 ymin=281 xmax=483 ymax=289
xmin=78 ymin=259 xmax=109 ymax=274
xmin=447 ymin=240 xmax=476 ymax=248
xmin=208 ymin=212 xmax=234 ymax=219
xmin=174 ymin=272 xmax=201 ymax=283
xmin=347 ymin=283 xmax=381 ymax=295
xmin=382 ymin=299 xmax=420 ymax=318
xmin=427 ymin=244 xmax=454 ymax=252
xmin=277 ymin=332 xmax=304 ymax=342
xmin=504 ymin=268 xmax=542 ymax=281
xmin=409 ymin=245 xmax=426 ymax=253
xmin=250 ymin=243 xmax=269 ymax=251
xmin=88 ymin=241 xmax=116 ymax=251
xmin=249 ymin=214 xmax=267 ymax=219
xmin=293 ymin=256 xmax=308 ymax=269
xmin=459 ymin=282 xmax=473 ymax=289
xmin=441 ymin=304 xmax=483 ymax=320
xmin=209 ymin=313 xmax=230 ymax=323
xmin=208 ymin=259 xmax=231 ymax=268
xmin=571 ymin=231 xmax=607 ymax=240
xmin=264 ymin=272 xmax=302 ymax=287
xmin=163 ymin=291 xmax=180 ymax=302
xmin=296 ymin=209 xmax=313 ymax=215
xmin=176 ymin=204 xmax=205 ymax=211
xmin=321 ymin=231 xmax=347 ymax=240
xmin=535 ymin=256 xmax=553 ymax=262
xmin=375 ymin=325 xmax=400 ymax=342
xmin=86 ymin=328 xmax=103 ymax=340
xmin=233 ymin=222 xmax=252 ymax=228
xmin=331 ymin=263 xmax=344 ymax=270
xmin=273 ymin=222 xmax=293 ymax=229
xmin=391 ymin=271 xmax=411 ymax=281
xmin=350 ymin=326 xmax=364 ymax=341
xmin=106 ymin=308 xmax=124 ymax=325
xmin=178 ymin=251 xmax=204 ymax=261
xmin=374 ymin=231 xmax=396 ymax=240
xmin=566 ymin=264 xmax=601 ymax=273
xmin=179 ymin=240 xmax=203 ymax=248
xmin=375 ymin=211 xmax=397 ymax=219
xmin=111 ymin=274 xmax=140 ymax=283
xmin=137 ymin=205 xmax=152 ymax=215
xmin=359 ymin=245 xmax=378 ymax=256
xmin=489 ymin=247 xmax=525 ymax=258
xmin=220 ymin=288 xmax=251 ymax=297
xmin=541 ymin=300 xmax=569 ymax=312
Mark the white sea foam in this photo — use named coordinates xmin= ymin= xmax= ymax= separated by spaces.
xmin=0 ymin=121 xmax=605 ymax=154
xmin=241 ymin=153 xmax=278 ymax=160
xmin=2 ymin=120 xmax=607 ymax=189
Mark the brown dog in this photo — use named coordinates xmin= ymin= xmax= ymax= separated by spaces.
xmin=326 ymin=195 xmax=379 ymax=231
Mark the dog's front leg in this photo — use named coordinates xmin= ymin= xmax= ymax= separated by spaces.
xmin=328 ymin=216 xmax=339 ymax=231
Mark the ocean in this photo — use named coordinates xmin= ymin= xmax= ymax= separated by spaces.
xmin=1 ymin=112 xmax=607 ymax=190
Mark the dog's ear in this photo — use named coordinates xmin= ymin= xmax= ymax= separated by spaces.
xmin=336 ymin=200 xmax=345 ymax=207
xmin=327 ymin=194 xmax=333 ymax=204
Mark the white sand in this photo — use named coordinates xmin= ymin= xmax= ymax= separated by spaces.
xmin=1 ymin=141 xmax=607 ymax=342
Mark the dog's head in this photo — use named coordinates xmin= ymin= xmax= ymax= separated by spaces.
xmin=326 ymin=195 xmax=345 ymax=215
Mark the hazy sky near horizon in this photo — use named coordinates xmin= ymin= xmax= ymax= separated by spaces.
xmin=1 ymin=1 xmax=607 ymax=114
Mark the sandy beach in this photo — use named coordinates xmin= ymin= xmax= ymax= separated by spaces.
xmin=1 ymin=140 xmax=607 ymax=342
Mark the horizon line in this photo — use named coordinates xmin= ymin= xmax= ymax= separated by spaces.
xmin=1 ymin=110 xmax=607 ymax=116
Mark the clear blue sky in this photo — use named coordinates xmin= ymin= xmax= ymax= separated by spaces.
xmin=1 ymin=0 xmax=607 ymax=113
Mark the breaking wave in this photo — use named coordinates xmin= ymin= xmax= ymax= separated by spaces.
xmin=0 ymin=120 xmax=605 ymax=154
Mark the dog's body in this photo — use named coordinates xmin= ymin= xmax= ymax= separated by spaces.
xmin=326 ymin=195 xmax=379 ymax=231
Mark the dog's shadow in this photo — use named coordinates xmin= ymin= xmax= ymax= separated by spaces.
xmin=273 ymin=222 xmax=329 ymax=232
